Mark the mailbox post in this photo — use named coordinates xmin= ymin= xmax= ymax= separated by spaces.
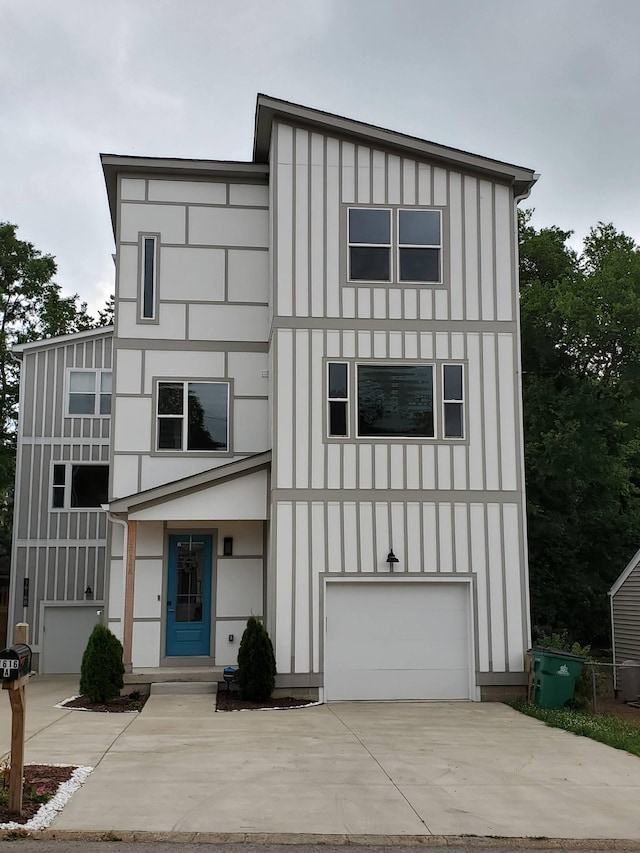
xmin=1 ymin=624 xmax=32 ymax=816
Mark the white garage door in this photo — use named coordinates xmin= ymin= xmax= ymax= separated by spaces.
xmin=324 ymin=581 xmax=472 ymax=700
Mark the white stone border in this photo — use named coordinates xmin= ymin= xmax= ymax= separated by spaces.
xmin=55 ymin=696 xmax=138 ymax=713
xmin=216 ymin=700 xmax=324 ymax=712
xmin=0 ymin=764 xmax=93 ymax=831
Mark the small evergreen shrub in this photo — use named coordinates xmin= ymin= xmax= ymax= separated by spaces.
xmin=80 ymin=624 xmax=125 ymax=703
xmin=237 ymin=616 xmax=276 ymax=702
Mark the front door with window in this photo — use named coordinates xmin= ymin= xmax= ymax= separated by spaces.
xmin=166 ymin=534 xmax=212 ymax=657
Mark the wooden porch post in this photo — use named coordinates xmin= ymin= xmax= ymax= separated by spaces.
xmin=122 ymin=520 xmax=137 ymax=673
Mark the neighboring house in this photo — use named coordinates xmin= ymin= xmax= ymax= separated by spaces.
xmin=610 ymin=548 xmax=640 ymax=667
xmin=8 ymin=328 xmax=113 ymax=671
xmin=10 ymin=95 xmax=537 ymax=700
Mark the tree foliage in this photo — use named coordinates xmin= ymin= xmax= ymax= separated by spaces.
xmin=520 ymin=211 xmax=640 ymax=646
xmin=237 ymin=616 xmax=277 ymax=702
xmin=79 ymin=623 xmax=125 ymax=703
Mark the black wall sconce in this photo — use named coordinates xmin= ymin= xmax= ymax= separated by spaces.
xmin=84 ymin=585 xmax=94 ymax=600
xmin=386 ymin=549 xmax=399 ymax=572
xmin=223 ymin=537 xmax=233 ymax=556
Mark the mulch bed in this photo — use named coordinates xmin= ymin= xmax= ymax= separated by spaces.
xmin=215 ymin=690 xmax=316 ymax=711
xmin=61 ymin=692 xmax=148 ymax=713
xmin=0 ymin=764 xmax=73 ymax=826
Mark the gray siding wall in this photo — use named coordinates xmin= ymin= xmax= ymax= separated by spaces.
xmin=9 ymin=332 xmax=112 ymax=652
xmin=613 ymin=564 xmax=640 ymax=662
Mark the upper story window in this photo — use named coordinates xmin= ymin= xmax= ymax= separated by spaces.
xmin=157 ymin=381 xmax=229 ymax=452
xmin=347 ymin=208 xmax=442 ymax=284
xmin=68 ymin=370 xmax=111 ymax=416
xmin=140 ymin=234 xmax=158 ymax=321
xmin=326 ymin=362 xmax=465 ymax=441
xmin=51 ymin=463 xmax=109 ymax=509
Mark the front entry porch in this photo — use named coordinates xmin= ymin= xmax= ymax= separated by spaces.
xmin=106 ymin=452 xmax=270 ymax=673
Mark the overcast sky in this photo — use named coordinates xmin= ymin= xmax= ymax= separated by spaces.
xmin=2 ymin=0 xmax=639 ymax=315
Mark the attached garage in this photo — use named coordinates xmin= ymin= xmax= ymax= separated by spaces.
xmin=324 ymin=579 xmax=474 ymax=701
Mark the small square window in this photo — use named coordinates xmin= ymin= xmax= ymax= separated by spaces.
xmin=68 ymin=370 xmax=112 ymax=416
xmin=398 ymin=210 xmax=441 ymax=283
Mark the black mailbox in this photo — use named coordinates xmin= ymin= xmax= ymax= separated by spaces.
xmin=0 ymin=644 xmax=32 ymax=680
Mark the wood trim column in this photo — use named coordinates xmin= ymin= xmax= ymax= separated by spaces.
xmin=122 ymin=520 xmax=137 ymax=673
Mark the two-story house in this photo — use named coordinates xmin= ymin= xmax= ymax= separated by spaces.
xmin=9 ymin=96 xmax=537 ymax=700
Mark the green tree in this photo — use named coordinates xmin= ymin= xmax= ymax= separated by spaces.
xmin=79 ymin=623 xmax=124 ymax=703
xmin=237 ymin=616 xmax=277 ymax=702
xmin=519 ymin=213 xmax=640 ymax=646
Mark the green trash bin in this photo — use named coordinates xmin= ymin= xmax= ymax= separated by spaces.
xmin=531 ymin=647 xmax=585 ymax=709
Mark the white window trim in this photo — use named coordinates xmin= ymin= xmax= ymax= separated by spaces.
xmin=327 ymin=361 xmax=350 ymax=439
xmin=397 ymin=208 xmax=442 ymax=284
xmin=66 ymin=368 xmax=112 ymax=417
xmin=156 ymin=380 xmax=231 ymax=453
xmin=442 ymin=363 xmax=465 ymax=440
xmin=50 ymin=462 xmax=109 ymax=511
xmin=355 ymin=361 xmax=437 ymax=441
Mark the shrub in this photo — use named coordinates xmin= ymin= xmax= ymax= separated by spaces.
xmin=237 ymin=616 xmax=276 ymax=702
xmin=79 ymin=624 xmax=125 ymax=703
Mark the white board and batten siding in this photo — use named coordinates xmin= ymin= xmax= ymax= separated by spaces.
xmin=270 ymin=121 xmax=529 ymax=695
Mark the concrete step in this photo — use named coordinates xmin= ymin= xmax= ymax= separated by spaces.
xmin=150 ymin=681 xmax=218 ymax=695
xmin=125 ymin=666 xmax=223 ymax=685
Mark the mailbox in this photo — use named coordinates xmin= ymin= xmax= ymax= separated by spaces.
xmin=0 ymin=644 xmax=32 ymax=681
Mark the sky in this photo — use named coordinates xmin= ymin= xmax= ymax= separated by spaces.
xmin=2 ymin=0 xmax=640 ymax=315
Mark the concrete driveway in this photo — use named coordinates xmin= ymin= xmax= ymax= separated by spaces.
xmin=2 ymin=677 xmax=640 ymax=839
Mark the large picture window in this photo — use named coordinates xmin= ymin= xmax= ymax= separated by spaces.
xmin=68 ymin=370 xmax=111 ymax=416
xmin=157 ymin=381 xmax=229 ymax=452
xmin=357 ymin=364 xmax=434 ymax=438
xmin=348 ymin=207 xmax=442 ymax=284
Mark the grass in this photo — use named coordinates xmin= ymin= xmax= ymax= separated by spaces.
xmin=509 ymin=700 xmax=640 ymax=758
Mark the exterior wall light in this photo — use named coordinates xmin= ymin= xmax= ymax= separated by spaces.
xmin=84 ymin=585 xmax=94 ymax=600
xmin=386 ymin=550 xmax=399 ymax=571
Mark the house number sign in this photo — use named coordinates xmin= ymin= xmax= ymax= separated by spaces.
xmin=1 ymin=659 xmax=19 ymax=679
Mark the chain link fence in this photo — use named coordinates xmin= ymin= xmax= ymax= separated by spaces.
xmin=575 ymin=661 xmax=640 ymax=714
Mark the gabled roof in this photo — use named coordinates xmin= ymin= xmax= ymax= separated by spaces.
xmin=253 ymin=94 xmax=537 ymax=195
xmin=12 ymin=325 xmax=114 ymax=359
xmin=107 ymin=451 xmax=271 ymax=514
xmin=610 ymin=546 xmax=640 ymax=597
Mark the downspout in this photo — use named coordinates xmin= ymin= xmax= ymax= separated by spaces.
xmin=107 ymin=511 xmax=129 ymax=660
xmin=513 ymin=176 xmax=539 ymax=652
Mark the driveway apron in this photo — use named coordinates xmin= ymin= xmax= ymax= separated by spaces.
xmin=2 ymin=681 xmax=640 ymax=838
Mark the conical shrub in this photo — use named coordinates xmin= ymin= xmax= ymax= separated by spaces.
xmin=79 ymin=624 xmax=125 ymax=703
xmin=237 ymin=616 xmax=276 ymax=702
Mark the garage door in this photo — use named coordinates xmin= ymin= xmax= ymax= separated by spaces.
xmin=324 ymin=581 xmax=472 ymax=700
xmin=40 ymin=606 xmax=101 ymax=674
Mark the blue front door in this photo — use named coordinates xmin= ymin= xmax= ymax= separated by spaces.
xmin=166 ymin=534 xmax=212 ymax=657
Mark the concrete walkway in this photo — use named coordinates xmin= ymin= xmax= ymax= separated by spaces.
xmin=1 ymin=677 xmax=640 ymax=839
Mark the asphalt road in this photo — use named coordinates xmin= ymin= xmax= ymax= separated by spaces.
xmin=0 ymin=843 xmax=638 ymax=853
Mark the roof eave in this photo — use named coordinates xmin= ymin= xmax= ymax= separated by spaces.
xmin=12 ymin=325 xmax=114 ymax=357
xmin=101 ymin=155 xmax=270 ymax=239
xmin=253 ymin=94 xmax=537 ymax=191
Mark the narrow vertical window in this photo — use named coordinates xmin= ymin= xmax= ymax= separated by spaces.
xmin=52 ymin=464 xmax=66 ymax=508
xmin=142 ymin=236 xmax=157 ymax=319
xmin=100 ymin=371 xmax=112 ymax=415
xmin=327 ymin=362 xmax=349 ymax=437
xmin=443 ymin=364 xmax=464 ymax=438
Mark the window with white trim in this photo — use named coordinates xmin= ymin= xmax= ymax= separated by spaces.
xmin=51 ymin=463 xmax=109 ymax=509
xmin=67 ymin=370 xmax=111 ymax=416
xmin=442 ymin=364 xmax=464 ymax=438
xmin=327 ymin=362 xmax=349 ymax=437
xmin=156 ymin=381 xmax=229 ymax=452
xmin=347 ymin=207 xmax=442 ymax=284
xmin=141 ymin=235 xmax=157 ymax=320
